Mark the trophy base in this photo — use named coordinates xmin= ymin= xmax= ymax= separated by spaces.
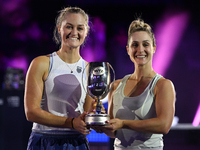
xmin=85 ymin=114 xmax=110 ymax=126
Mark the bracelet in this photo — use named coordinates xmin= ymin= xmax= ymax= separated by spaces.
xmin=71 ymin=118 xmax=75 ymax=129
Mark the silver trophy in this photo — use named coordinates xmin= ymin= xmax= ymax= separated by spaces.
xmin=82 ymin=62 xmax=115 ymax=126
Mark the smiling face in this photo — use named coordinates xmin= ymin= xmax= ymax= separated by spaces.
xmin=127 ymin=31 xmax=156 ymax=67
xmin=58 ymin=13 xmax=88 ymax=49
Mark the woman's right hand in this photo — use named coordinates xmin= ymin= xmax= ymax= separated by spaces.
xmin=73 ymin=112 xmax=91 ymax=135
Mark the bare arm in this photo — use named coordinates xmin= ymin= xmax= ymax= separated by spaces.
xmin=83 ymin=94 xmax=95 ymax=112
xmin=107 ymin=78 xmax=176 ymax=134
xmin=24 ymin=56 xmax=89 ymax=134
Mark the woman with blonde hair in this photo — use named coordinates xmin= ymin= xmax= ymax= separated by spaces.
xmin=24 ymin=7 xmax=93 ymax=150
xmin=102 ymin=19 xmax=176 ymax=150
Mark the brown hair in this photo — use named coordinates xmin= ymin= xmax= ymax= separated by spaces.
xmin=53 ymin=7 xmax=90 ymax=45
xmin=127 ymin=19 xmax=156 ymax=47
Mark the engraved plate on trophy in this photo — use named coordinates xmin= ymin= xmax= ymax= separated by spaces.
xmin=82 ymin=62 xmax=115 ymax=126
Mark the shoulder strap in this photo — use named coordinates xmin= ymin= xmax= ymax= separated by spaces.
xmin=150 ymin=74 xmax=162 ymax=95
xmin=49 ymin=53 xmax=54 ymax=73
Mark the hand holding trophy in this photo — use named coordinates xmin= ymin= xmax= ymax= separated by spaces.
xmin=82 ymin=62 xmax=115 ymax=126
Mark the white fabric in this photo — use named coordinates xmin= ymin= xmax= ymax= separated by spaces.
xmin=113 ymin=74 xmax=164 ymax=149
xmin=32 ymin=52 xmax=87 ymax=134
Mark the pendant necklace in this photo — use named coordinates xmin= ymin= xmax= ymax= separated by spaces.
xmin=66 ymin=61 xmax=79 ymax=73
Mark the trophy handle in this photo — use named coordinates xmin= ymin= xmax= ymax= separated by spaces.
xmin=82 ymin=63 xmax=95 ymax=99
xmin=106 ymin=62 xmax=115 ymax=94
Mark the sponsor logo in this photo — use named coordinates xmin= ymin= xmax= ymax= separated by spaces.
xmin=93 ymin=67 xmax=105 ymax=75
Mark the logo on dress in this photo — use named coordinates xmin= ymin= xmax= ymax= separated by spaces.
xmin=77 ymin=66 xmax=82 ymax=73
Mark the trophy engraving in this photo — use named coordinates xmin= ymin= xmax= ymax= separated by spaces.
xmin=82 ymin=62 xmax=115 ymax=126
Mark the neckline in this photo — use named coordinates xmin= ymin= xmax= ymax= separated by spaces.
xmin=54 ymin=51 xmax=82 ymax=73
xmin=122 ymin=73 xmax=158 ymax=98
xmin=55 ymin=51 xmax=82 ymax=64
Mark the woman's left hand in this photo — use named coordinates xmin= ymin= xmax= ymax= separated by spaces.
xmin=105 ymin=118 xmax=124 ymax=132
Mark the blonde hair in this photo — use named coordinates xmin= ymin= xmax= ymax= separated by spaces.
xmin=127 ymin=19 xmax=156 ymax=47
xmin=53 ymin=7 xmax=90 ymax=45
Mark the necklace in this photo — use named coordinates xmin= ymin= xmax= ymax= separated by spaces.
xmin=66 ymin=61 xmax=79 ymax=73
